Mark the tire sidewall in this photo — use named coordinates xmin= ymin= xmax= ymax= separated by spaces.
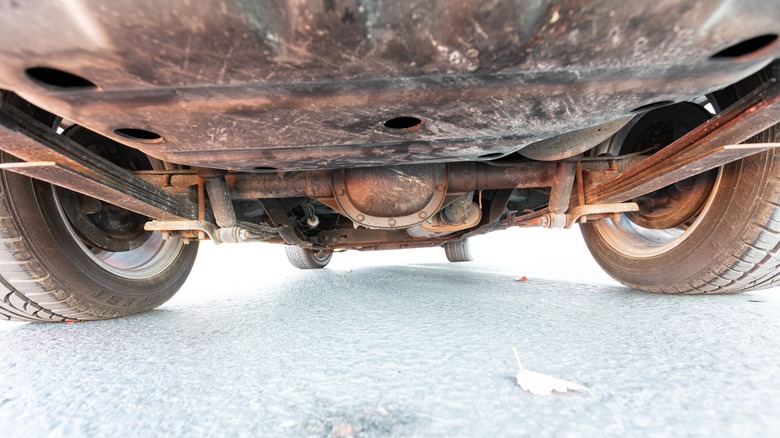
xmin=307 ymin=249 xmax=332 ymax=267
xmin=581 ymin=146 xmax=776 ymax=290
xmin=2 ymin=161 xmax=198 ymax=317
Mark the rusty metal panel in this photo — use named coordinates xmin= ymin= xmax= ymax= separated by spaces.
xmin=0 ymin=1 xmax=778 ymax=171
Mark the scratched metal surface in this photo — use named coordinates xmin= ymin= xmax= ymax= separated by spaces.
xmin=0 ymin=1 xmax=779 ymax=170
xmin=1 ymin=229 xmax=779 ymax=436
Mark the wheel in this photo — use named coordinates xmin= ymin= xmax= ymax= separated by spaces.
xmin=285 ymin=246 xmax=333 ymax=269
xmin=0 ymin=129 xmax=198 ymax=322
xmin=581 ymin=65 xmax=780 ymax=294
xmin=444 ymin=239 xmax=473 ymax=262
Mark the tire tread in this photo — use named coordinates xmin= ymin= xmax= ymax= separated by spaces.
xmin=444 ymin=239 xmax=473 ymax=263
xmin=284 ymin=246 xmax=332 ymax=269
xmin=0 ymin=189 xmax=90 ymax=321
xmin=652 ymin=186 xmax=780 ymax=294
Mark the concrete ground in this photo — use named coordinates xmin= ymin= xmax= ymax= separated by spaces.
xmin=1 ymin=229 xmax=779 ymax=437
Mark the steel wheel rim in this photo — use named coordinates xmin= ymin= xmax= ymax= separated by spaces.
xmin=52 ymin=192 xmax=185 ymax=279
xmin=311 ymin=249 xmax=331 ymax=261
xmin=592 ymin=168 xmax=722 ymax=258
xmin=49 ymin=144 xmax=185 ymax=280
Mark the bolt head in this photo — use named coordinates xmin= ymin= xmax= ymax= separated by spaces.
xmin=418 ymin=211 xmax=428 ymax=219
xmin=356 ymin=214 xmax=365 ymax=222
xmin=388 ymin=218 xmax=397 ymax=226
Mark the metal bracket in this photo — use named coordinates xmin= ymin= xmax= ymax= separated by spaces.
xmin=145 ymin=220 xmax=219 ymax=241
xmin=515 ymin=202 xmax=639 ymax=229
xmin=144 ymin=220 xmax=278 ymax=244
xmin=257 ymin=199 xmax=314 ymax=247
xmin=563 ymin=203 xmax=639 ymax=228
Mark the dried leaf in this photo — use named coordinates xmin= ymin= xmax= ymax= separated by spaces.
xmin=512 ymin=347 xmax=589 ymax=396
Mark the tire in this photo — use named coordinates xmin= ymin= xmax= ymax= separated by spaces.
xmin=285 ymin=246 xmax=332 ymax=269
xmin=0 ymin=154 xmax=199 ymax=322
xmin=444 ymin=239 xmax=473 ymax=262
xmin=581 ymin=65 xmax=780 ymax=294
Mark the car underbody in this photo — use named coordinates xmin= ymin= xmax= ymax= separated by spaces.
xmin=1 ymin=0 xmax=780 ymax=321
